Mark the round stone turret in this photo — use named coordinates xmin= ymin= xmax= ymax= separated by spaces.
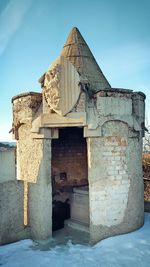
xmin=12 ymin=92 xmax=42 ymax=139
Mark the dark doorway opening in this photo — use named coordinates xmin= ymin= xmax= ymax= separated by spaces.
xmin=51 ymin=127 xmax=88 ymax=231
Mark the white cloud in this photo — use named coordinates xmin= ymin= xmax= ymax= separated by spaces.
xmin=0 ymin=0 xmax=33 ymax=56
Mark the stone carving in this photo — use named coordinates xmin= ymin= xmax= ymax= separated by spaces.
xmin=11 ymin=94 xmax=42 ymax=139
xmin=43 ymin=64 xmax=61 ymax=111
xmin=42 ymin=56 xmax=81 ymax=116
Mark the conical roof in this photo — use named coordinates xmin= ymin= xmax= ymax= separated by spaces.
xmin=61 ymin=27 xmax=111 ymax=92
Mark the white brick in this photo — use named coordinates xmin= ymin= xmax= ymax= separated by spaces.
xmin=119 ymin=170 xmax=126 ymax=175
xmin=103 ymin=151 xmax=113 ymax=156
xmin=107 ymin=165 xmax=116 ymax=171
xmin=115 ymin=165 xmax=123 ymax=171
xmin=107 ymin=170 xmax=118 ymax=176
xmin=114 ymin=175 xmax=122 ymax=180
xmin=113 ymin=156 xmax=121 ymax=161
xmin=113 ymin=147 xmax=122 ymax=152
xmin=107 ymin=175 xmax=116 ymax=180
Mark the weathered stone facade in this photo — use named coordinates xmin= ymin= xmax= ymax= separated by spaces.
xmin=0 ymin=27 xmax=146 ymax=244
xmin=0 ymin=148 xmax=30 ymax=244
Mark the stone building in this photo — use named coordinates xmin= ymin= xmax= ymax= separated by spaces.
xmin=0 ymin=27 xmax=146 ymax=244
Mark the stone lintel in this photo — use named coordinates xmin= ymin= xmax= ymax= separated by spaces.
xmin=31 ymin=128 xmax=59 ymax=139
xmin=32 ymin=112 xmax=86 ymax=130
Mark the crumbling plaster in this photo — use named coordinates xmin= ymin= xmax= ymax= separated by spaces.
xmin=0 ymin=27 xmax=146 ymax=245
xmin=9 ymin=86 xmax=145 ymax=244
xmin=87 ymin=121 xmax=144 ymax=243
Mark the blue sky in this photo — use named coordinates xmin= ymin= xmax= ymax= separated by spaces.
xmin=0 ymin=0 xmax=150 ymax=141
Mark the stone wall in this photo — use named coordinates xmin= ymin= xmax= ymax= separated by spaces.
xmin=0 ymin=148 xmax=16 ymax=182
xmin=52 ymin=127 xmax=88 ymax=188
xmin=6 ymin=27 xmax=146 ymax=245
xmin=17 ymin=124 xmax=44 ymax=183
xmin=11 ymin=92 xmax=52 ymax=242
xmin=17 ymin=124 xmax=52 ymax=240
xmin=74 ymin=92 xmax=86 ymax=112
xmin=28 ymin=139 xmax=52 ymax=240
xmin=0 ymin=180 xmax=29 ymax=244
xmin=12 ymin=92 xmax=42 ymax=140
xmin=8 ymin=88 xmax=145 ymax=245
xmin=88 ymin=121 xmax=144 ymax=243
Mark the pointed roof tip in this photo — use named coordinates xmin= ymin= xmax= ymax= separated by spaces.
xmin=63 ymin=27 xmax=87 ymax=48
xmin=71 ymin=27 xmax=80 ymax=32
xmin=72 ymin=26 xmax=79 ymax=30
xmin=61 ymin=27 xmax=111 ymax=91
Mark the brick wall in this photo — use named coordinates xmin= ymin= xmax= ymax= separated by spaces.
xmin=52 ymin=127 xmax=88 ymax=188
xmin=88 ymin=135 xmax=130 ymax=228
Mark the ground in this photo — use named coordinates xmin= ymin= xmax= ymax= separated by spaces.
xmin=0 ymin=213 xmax=150 ymax=267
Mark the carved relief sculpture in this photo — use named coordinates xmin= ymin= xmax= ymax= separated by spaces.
xmin=41 ymin=56 xmax=81 ymax=116
xmin=43 ymin=64 xmax=61 ymax=111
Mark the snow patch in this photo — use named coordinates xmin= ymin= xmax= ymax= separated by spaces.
xmin=0 ymin=213 xmax=150 ymax=267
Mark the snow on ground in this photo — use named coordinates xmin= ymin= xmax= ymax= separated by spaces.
xmin=0 ymin=213 xmax=150 ymax=267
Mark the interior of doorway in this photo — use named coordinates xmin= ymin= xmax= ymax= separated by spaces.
xmin=51 ymin=127 xmax=88 ymax=232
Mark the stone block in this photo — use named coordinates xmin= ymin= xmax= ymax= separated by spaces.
xmin=70 ymin=186 xmax=89 ymax=225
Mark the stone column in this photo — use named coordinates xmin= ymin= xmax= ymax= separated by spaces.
xmin=28 ymin=139 xmax=52 ymax=240
xmin=17 ymin=135 xmax=52 ymax=241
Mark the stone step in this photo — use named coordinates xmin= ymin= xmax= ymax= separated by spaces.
xmin=65 ymin=219 xmax=89 ymax=233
